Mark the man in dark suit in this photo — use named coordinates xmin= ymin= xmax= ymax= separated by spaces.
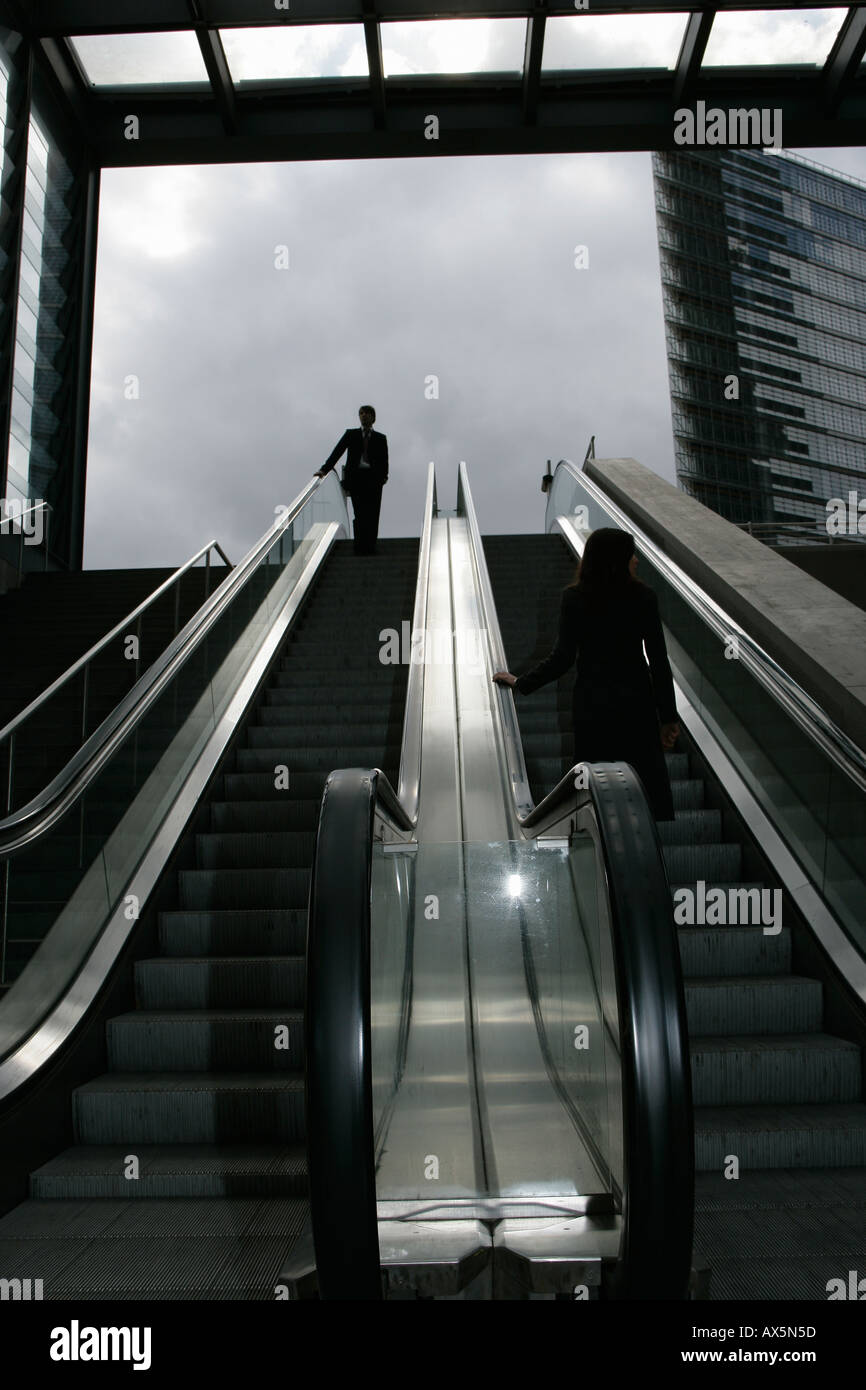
xmin=315 ymin=405 xmax=388 ymax=555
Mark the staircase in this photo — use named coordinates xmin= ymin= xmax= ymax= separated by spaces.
xmin=484 ymin=531 xmax=866 ymax=1301
xmin=0 ymin=538 xmax=418 ymax=1298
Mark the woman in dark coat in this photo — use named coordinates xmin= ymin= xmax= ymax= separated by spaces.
xmin=493 ymin=528 xmax=680 ymax=820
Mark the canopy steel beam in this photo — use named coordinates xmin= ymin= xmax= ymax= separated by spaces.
xmin=521 ymin=10 xmax=545 ymax=126
xmin=823 ymin=5 xmax=866 ymax=112
xmin=672 ymin=10 xmax=714 ymax=105
xmin=188 ymin=0 xmax=238 ymax=134
xmin=85 ymin=81 xmax=866 ymax=167
xmin=362 ymin=0 xmax=386 ymax=129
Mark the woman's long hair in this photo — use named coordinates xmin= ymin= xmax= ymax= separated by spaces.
xmin=570 ymin=528 xmax=640 ymax=598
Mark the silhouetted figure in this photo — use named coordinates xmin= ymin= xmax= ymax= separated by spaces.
xmin=316 ymin=404 xmax=388 ymax=555
xmin=493 ymin=528 xmax=680 ymax=820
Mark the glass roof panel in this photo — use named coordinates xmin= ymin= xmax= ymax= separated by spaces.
xmin=703 ymin=7 xmax=843 ymax=67
xmin=220 ymin=25 xmax=368 ymax=82
xmin=69 ymin=31 xmax=209 ymax=87
xmin=542 ymin=13 xmax=689 ymax=71
xmin=382 ymin=19 xmax=526 ymax=77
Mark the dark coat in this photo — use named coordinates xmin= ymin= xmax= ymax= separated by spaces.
xmin=514 ymin=581 xmax=678 ymax=820
xmin=321 ymin=428 xmax=388 ymax=491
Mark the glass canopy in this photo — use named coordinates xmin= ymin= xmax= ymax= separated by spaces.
xmin=702 ymin=7 xmax=843 ymax=68
xmin=542 ymin=13 xmax=690 ymax=71
xmin=69 ymin=31 xmax=210 ymax=87
xmin=220 ymin=25 xmax=369 ymax=82
xmin=382 ymin=18 xmax=526 ymax=77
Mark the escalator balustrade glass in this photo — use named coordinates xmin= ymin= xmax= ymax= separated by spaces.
xmin=371 ymin=838 xmax=622 ymax=1212
xmin=545 ymin=463 xmax=866 ymax=957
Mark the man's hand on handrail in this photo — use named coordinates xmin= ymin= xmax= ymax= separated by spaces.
xmin=492 ymin=671 xmax=517 ymax=687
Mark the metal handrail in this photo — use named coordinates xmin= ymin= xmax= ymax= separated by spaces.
xmin=0 ymin=500 xmax=343 ymax=1085
xmin=457 ymin=459 xmax=535 ymax=824
xmin=558 ymin=458 xmax=866 ymax=796
xmin=0 ymin=537 xmax=232 ymax=750
xmin=0 ymin=476 xmax=339 ymax=853
xmin=395 ymin=461 xmax=437 ymax=827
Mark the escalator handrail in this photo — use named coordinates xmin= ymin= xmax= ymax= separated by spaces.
xmin=305 ymin=766 xmax=412 ymax=1301
xmin=555 ymin=457 xmax=866 ymax=795
xmin=456 ymin=460 xmax=535 ymax=822
xmin=0 ymin=475 xmax=348 ymax=853
xmin=579 ymin=761 xmax=694 ymax=1299
xmin=0 ymin=537 xmax=232 ymax=746
xmin=396 ymin=461 xmax=437 ymax=825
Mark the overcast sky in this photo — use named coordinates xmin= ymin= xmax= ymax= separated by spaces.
xmin=79 ymin=17 xmax=866 ymax=570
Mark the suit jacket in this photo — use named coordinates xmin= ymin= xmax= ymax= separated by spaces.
xmin=515 ymin=583 xmax=677 ymax=723
xmin=321 ymin=428 xmax=388 ymax=491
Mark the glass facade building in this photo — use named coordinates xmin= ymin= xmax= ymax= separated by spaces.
xmin=652 ymin=148 xmax=866 ymax=541
xmin=0 ymin=27 xmax=97 ymax=573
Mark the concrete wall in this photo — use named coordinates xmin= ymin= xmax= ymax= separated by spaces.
xmin=586 ymin=456 xmax=866 ymax=753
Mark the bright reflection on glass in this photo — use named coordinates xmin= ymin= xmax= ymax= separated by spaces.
xmin=542 ymin=13 xmax=689 ymax=71
xmin=220 ymin=25 xmax=368 ymax=81
xmin=702 ymin=8 xmax=842 ymax=67
xmin=382 ymin=19 xmax=525 ymax=77
xmin=69 ymin=31 xmax=209 ymax=86
xmin=506 ymin=874 xmax=523 ymax=899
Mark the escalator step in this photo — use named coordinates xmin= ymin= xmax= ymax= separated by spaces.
xmin=694 ymin=1103 xmax=866 ymax=1171
xmin=195 ymin=832 xmax=316 ymax=870
xmin=158 ymin=909 xmax=306 ymax=957
xmin=29 ymin=1144 xmax=308 ymax=1200
xmin=690 ymin=1033 xmax=861 ymax=1105
xmin=685 ymin=975 xmax=823 ymax=1036
xmin=178 ymin=868 xmax=308 ymax=910
xmin=108 ymin=1011 xmax=304 ymax=1071
xmin=677 ymin=924 xmax=792 ymax=977
xmin=73 ymin=1073 xmax=305 ymax=1144
xmin=135 ymin=956 xmax=304 ymax=1008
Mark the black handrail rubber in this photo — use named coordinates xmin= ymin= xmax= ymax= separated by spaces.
xmin=305 ymin=766 xmax=412 ymax=1300
xmin=586 ymin=761 xmax=694 ymax=1300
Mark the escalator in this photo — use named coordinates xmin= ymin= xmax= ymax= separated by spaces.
xmin=6 ymin=451 xmax=849 ymax=1303
xmin=0 ymin=475 xmax=418 ymax=1296
xmin=302 ymin=458 xmax=865 ymax=1302
xmin=482 ymin=459 xmax=866 ymax=1301
xmin=303 ymin=465 xmax=693 ymax=1300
